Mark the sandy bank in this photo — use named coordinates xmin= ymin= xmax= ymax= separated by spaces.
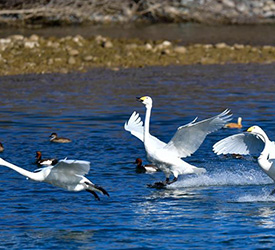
xmin=0 ymin=34 xmax=274 ymax=75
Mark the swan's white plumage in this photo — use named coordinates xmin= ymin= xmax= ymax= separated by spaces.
xmin=50 ymin=159 xmax=90 ymax=176
xmin=213 ymin=125 xmax=275 ymax=182
xmin=125 ymin=96 xmax=232 ymax=184
xmin=213 ymin=132 xmax=265 ymax=156
xmin=125 ymin=109 xmax=232 ymax=156
xmin=165 ymin=109 xmax=232 ymax=158
xmin=0 ymin=158 xmax=109 ymax=199
xmin=124 ymin=111 xmax=144 ymax=141
xmin=41 ymin=159 xmax=91 ymax=191
xmin=124 ymin=111 xmax=166 ymax=149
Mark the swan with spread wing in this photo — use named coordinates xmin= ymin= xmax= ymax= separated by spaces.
xmin=213 ymin=125 xmax=275 ymax=193
xmin=125 ymin=96 xmax=232 ymax=188
xmin=0 ymin=158 xmax=109 ymax=200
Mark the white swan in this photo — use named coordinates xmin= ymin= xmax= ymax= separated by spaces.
xmin=213 ymin=125 xmax=275 ymax=193
xmin=125 ymin=96 xmax=232 ymax=188
xmin=0 ymin=158 xmax=109 ymax=200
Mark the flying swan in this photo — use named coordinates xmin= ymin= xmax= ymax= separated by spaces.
xmin=0 ymin=158 xmax=109 ymax=200
xmin=124 ymin=96 xmax=232 ymax=188
xmin=213 ymin=125 xmax=275 ymax=193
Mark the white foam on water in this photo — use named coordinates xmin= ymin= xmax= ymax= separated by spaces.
xmin=168 ymin=169 xmax=273 ymax=189
xmin=233 ymin=187 xmax=275 ymax=203
xmin=235 ymin=194 xmax=275 ymax=203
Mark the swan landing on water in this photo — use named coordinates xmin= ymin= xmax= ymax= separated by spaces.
xmin=125 ymin=95 xmax=232 ymax=188
xmin=213 ymin=125 xmax=275 ymax=194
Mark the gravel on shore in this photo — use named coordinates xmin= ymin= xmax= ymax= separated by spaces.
xmin=0 ymin=34 xmax=274 ymax=75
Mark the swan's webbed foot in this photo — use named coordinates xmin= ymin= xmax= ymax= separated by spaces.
xmin=147 ymin=178 xmax=170 ymax=189
xmin=86 ymin=189 xmax=100 ymax=201
xmin=94 ymin=185 xmax=110 ymax=197
xmin=147 ymin=181 xmax=167 ymax=189
xmin=148 ymin=178 xmax=177 ymax=189
xmin=167 ymin=177 xmax=178 ymax=185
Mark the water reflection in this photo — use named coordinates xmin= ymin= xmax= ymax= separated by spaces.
xmin=56 ymin=229 xmax=95 ymax=242
xmin=256 ymin=207 xmax=275 ymax=229
xmin=147 ymin=188 xmax=198 ymax=200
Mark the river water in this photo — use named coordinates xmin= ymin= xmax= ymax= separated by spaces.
xmin=0 ymin=63 xmax=274 ymax=249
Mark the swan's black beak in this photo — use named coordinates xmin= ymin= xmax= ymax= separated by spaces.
xmin=136 ymin=97 xmax=142 ymax=102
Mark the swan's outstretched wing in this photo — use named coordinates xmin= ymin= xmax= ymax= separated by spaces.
xmin=164 ymin=109 xmax=232 ymax=158
xmin=124 ymin=111 xmax=166 ymax=148
xmin=52 ymin=159 xmax=91 ymax=176
xmin=213 ymin=132 xmax=265 ymax=156
xmin=124 ymin=111 xmax=144 ymax=141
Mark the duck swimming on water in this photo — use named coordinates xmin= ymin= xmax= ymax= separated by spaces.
xmin=224 ymin=117 xmax=242 ymax=129
xmin=0 ymin=157 xmax=109 ymax=200
xmin=36 ymin=151 xmax=58 ymax=166
xmin=0 ymin=142 xmax=4 ymax=152
xmin=49 ymin=133 xmax=72 ymax=143
xmin=135 ymin=158 xmax=158 ymax=173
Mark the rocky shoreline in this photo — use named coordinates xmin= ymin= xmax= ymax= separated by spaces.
xmin=0 ymin=34 xmax=274 ymax=76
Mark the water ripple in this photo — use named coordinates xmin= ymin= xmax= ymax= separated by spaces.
xmin=0 ymin=64 xmax=274 ymax=249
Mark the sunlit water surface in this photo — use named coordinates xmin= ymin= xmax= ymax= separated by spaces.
xmin=0 ymin=64 xmax=274 ymax=249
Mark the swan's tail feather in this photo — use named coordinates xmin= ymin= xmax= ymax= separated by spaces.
xmin=194 ymin=167 xmax=207 ymax=175
xmin=174 ymin=160 xmax=207 ymax=176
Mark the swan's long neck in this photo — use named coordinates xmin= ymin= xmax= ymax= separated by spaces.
xmin=143 ymin=104 xmax=152 ymax=144
xmin=0 ymin=158 xmax=42 ymax=181
xmin=257 ymin=132 xmax=272 ymax=172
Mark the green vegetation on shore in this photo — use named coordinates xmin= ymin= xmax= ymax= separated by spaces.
xmin=0 ymin=34 xmax=274 ymax=75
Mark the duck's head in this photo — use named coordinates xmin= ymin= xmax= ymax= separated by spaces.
xmin=36 ymin=151 xmax=42 ymax=159
xmin=49 ymin=133 xmax=57 ymax=139
xmin=135 ymin=158 xmax=143 ymax=166
xmin=136 ymin=96 xmax=153 ymax=107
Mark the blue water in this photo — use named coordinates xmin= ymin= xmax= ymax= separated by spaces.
xmin=0 ymin=64 xmax=274 ymax=249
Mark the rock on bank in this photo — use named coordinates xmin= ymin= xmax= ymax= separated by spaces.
xmin=0 ymin=34 xmax=275 ymax=75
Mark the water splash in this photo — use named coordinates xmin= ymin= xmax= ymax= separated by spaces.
xmin=168 ymin=169 xmax=273 ymax=189
xmin=235 ymin=187 xmax=275 ymax=203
